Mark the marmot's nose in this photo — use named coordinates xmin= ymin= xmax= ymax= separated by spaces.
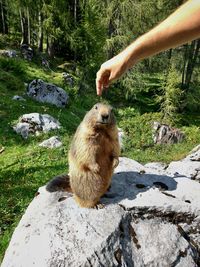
xmin=101 ymin=114 xmax=109 ymax=122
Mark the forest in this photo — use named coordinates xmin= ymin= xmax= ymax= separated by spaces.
xmin=1 ymin=0 xmax=200 ymax=117
xmin=0 ymin=0 xmax=200 ymax=262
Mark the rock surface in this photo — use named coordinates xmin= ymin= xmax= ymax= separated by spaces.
xmin=27 ymin=79 xmax=69 ymax=108
xmin=12 ymin=95 xmax=26 ymax=101
xmin=118 ymin=128 xmax=125 ymax=150
xmin=39 ymin=136 xmax=62 ymax=148
xmin=20 ymin=44 xmax=33 ymax=60
xmin=0 ymin=49 xmax=17 ymax=58
xmin=166 ymin=145 xmax=200 ymax=182
xmin=13 ymin=113 xmax=61 ymax=139
xmin=153 ymin=121 xmax=184 ymax=144
xmin=2 ymin=147 xmax=200 ymax=267
xmin=62 ymin=72 xmax=74 ymax=86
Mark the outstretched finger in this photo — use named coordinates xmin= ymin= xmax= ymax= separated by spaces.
xmin=96 ymin=75 xmax=103 ymax=96
xmin=96 ymin=69 xmax=110 ymax=96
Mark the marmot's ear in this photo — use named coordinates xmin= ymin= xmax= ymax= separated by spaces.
xmin=93 ymin=103 xmax=100 ymax=110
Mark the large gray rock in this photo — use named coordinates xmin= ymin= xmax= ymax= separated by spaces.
xmin=13 ymin=113 xmax=61 ymax=139
xmin=166 ymin=145 xmax=200 ymax=181
xmin=27 ymin=79 xmax=69 ymax=108
xmin=2 ymin=145 xmax=200 ymax=267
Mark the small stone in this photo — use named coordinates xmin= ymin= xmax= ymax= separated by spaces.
xmin=39 ymin=136 xmax=62 ymax=149
xmin=12 ymin=95 xmax=26 ymax=101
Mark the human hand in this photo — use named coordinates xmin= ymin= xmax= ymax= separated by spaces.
xmin=96 ymin=54 xmax=128 ymax=96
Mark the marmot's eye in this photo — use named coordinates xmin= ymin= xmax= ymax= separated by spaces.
xmin=95 ymin=105 xmax=98 ymax=110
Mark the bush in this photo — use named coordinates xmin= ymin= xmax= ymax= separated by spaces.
xmin=118 ymin=109 xmax=162 ymax=149
xmin=0 ymin=58 xmax=26 ymax=79
xmin=160 ymin=65 xmax=183 ymax=123
xmin=0 ymin=70 xmax=24 ymax=91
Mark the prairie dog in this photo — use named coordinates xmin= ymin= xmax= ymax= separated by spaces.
xmin=46 ymin=103 xmax=120 ymax=208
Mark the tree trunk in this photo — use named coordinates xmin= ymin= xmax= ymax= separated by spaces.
xmin=185 ymin=39 xmax=200 ymax=90
xmin=107 ymin=19 xmax=115 ymax=58
xmin=27 ymin=7 xmax=31 ymax=45
xmin=48 ymin=38 xmax=55 ymax=58
xmin=181 ymin=39 xmax=200 ymax=91
xmin=38 ymin=10 xmax=43 ymax=52
xmin=19 ymin=8 xmax=29 ymax=45
xmin=0 ymin=0 xmax=8 ymax=34
xmin=74 ymin=0 xmax=77 ymax=24
xmin=181 ymin=44 xmax=188 ymax=88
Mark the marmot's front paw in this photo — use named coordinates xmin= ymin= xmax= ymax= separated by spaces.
xmin=94 ymin=203 xmax=105 ymax=209
xmin=112 ymin=157 xmax=119 ymax=168
xmin=91 ymin=163 xmax=100 ymax=173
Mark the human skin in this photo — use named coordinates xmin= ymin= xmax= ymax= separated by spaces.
xmin=96 ymin=0 xmax=200 ymax=96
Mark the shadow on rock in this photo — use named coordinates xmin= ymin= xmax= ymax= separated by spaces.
xmin=102 ymin=171 xmax=177 ymax=205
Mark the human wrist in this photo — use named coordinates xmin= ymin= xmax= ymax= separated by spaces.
xmin=120 ymin=39 xmax=143 ymax=71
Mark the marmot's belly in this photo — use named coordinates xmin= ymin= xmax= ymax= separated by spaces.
xmin=70 ymin=166 xmax=113 ymax=201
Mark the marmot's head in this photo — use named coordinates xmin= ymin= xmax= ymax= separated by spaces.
xmin=85 ymin=103 xmax=116 ymax=128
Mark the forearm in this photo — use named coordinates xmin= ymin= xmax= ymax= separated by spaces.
xmin=96 ymin=0 xmax=200 ymax=95
xmin=122 ymin=0 xmax=200 ymax=69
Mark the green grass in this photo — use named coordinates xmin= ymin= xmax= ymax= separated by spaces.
xmin=117 ymin=107 xmax=200 ymax=163
xmin=0 ymin=55 xmax=200 ymax=262
xmin=0 ymin=55 xmax=99 ymax=262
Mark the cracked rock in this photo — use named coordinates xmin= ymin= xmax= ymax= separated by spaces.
xmin=13 ymin=113 xmax=61 ymax=139
xmin=130 ymin=218 xmax=196 ymax=267
xmin=27 ymin=79 xmax=69 ymax=108
xmin=2 ymin=146 xmax=200 ymax=267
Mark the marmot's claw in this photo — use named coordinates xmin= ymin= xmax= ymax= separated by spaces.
xmin=94 ymin=203 xmax=105 ymax=209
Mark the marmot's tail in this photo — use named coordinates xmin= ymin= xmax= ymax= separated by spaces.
xmin=46 ymin=174 xmax=72 ymax=193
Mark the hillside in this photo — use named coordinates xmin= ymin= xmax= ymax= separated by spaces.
xmin=0 ymin=43 xmax=200 ymax=264
xmin=0 ymin=49 xmax=200 ymax=261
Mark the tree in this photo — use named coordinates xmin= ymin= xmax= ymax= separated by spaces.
xmin=0 ymin=0 xmax=8 ymax=34
xmin=181 ymin=39 xmax=200 ymax=91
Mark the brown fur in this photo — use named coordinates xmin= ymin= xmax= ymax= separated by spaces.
xmin=68 ymin=103 xmax=120 ymax=208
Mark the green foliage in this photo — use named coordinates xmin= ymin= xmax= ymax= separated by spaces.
xmin=185 ymin=84 xmax=200 ymax=113
xmin=70 ymin=0 xmax=107 ymax=79
xmin=117 ymin=107 xmax=200 ymax=163
xmin=120 ymin=69 xmax=164 ymax=112
xmin=160 ymin=65 xmax=183 ymax=123
xmin=0 ymin=70 xmax=24 ymax=91
xmin=118 ymin=110 xmax=162 ymax=149
xmin=0 ymin=57 xmax=26 ymax=78
xmin=0 ymin=34 xmax=11 ymax=49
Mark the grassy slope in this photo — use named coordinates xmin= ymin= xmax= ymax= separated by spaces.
xmin=0 ymin=56 xmax=200 ymax=262
xmin=0 ymin=56 xmax=99 ymax=261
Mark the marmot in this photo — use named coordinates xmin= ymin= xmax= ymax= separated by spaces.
xmin=46 ymin=103 xmax=120 ymax=208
